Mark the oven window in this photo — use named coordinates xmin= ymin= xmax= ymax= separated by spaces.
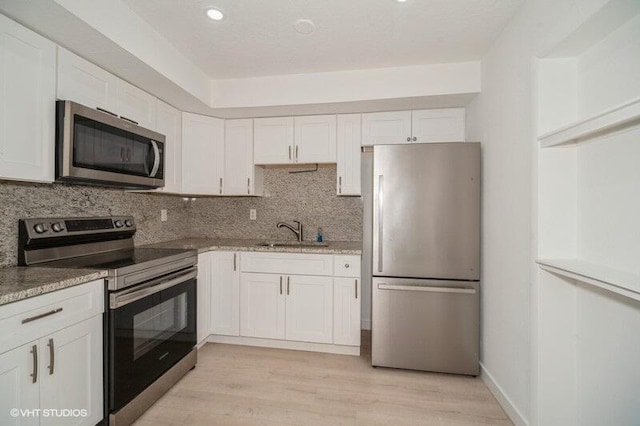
xmin=110 ymin=277 xmax=196 ymax=411
xmin=133 ymin=293 xmax=188 ymax=360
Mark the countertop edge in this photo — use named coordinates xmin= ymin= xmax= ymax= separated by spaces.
xmin=0 ymin=269 xmax=109 ymax=306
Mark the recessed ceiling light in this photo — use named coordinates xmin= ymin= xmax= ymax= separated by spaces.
xmin=294 ymin=19 xmax=315 ymax=35
xmin=205 ymin=8 xmax=224 ymax=21
xmin=396 ymin=0 xmax=408 ymax=2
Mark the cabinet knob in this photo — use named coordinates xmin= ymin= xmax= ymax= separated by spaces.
xmin=406 ymin=137 xmax=411 ymax=142
xmin=345 ymin=263 xmax=350 ymax=268
xmin=412 ymin=137 xmax=417 ymax=142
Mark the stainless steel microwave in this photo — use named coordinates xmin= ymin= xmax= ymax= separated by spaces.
xmin=56 ymin=100 xmax=165 ymax=189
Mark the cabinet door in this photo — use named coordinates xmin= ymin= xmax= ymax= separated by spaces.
xmin=336 ymin=114 xmax=362 ymax=196
xmin=411 ymin=108 xmax=465 ymax=143
xmin=294 ymin=115 xmax=337 ymax=163
xmin=361 ymin=111 xmax=411 ymax=146
xmin=224 ymin=119 xmax=255 ymax=195
xmin=182 ymin=113 xmax=224 ymax=195
xmin=39 ymin=315 xmax=103 ymax=426
xmin=254 ymin=117 xmax=294 ymax=165
xmin=0 ymin=343 xmax=40 ymax=426
xmin=240 ymin=273 xmax=285 ymax=339
xmin=155 ymin=100 xmax=182 ymax=193
xmin=333 ymin=277 xmax=361 ymax=346
xmin=116 ymin=80 xmax=157 ymax=130
xmin=210 ymin=252 xmax=240 ymax=336
xmin=285 ymin=275 xmax=333 ymax=344
xmin=56 ymin=47 xmax=118 ymax=112
xmin=197 ymin=253 xmax=212 ymax=344
xmin=0 ymin=14 xmax=56 ymax=183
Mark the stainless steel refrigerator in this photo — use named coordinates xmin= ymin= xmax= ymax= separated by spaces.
xmin=367 ymin=143 xmax=480 ymax=375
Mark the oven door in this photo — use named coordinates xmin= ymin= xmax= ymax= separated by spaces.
xmin=109 ymin=268 xmax=197 ymax=412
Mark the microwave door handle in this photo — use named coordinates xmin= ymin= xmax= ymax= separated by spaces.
xmin=149 ymin=140 xmax=160 ymax=178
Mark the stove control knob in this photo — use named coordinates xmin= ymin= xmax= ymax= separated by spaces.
xmin=114 ymin=220 xmax=124 ymax=228
xmin=51 ymin=222 xmax=65 ymax=233
xmin=124 ymin=220 xmax=133 ymax=228
xmin=33 ymin=223 xmax=48 ymax=234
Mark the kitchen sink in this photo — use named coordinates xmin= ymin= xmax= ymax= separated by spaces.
xmin=256 ymin=241 xmax=329 ymax=248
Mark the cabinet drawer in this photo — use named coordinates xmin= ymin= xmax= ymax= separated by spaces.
xmin=241 ymin=252 xmax=333 ymax=276
xmin=0 ymin=279 xmax=104 ymax=354
xmin=334 ymin=255 xmax=361 ymax=277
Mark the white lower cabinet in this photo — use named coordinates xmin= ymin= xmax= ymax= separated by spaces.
xmin=239 ymin=272 xmax=286 ymax=340
xmin=39 ymin=315 xmax=103 ymax=426
xmin=285 ymin=275 xmax=333 ymax=344
xmin=0 ymin=280 xmax=104 ymax=426
xmin=197 ymin=252 xmax=212 ymax=345
xmin=207 ymin=251 xmax=361 ymax=353
xmin=0 ymin=344 xmax=39 ymax=426
xmin=210 ymin=252 xmax=240 ymax=336
xmin=333 ymin=277 xmax=361 ymax=346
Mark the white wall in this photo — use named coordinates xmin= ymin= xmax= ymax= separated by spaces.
xmin=210 ymin=62 xmax=480 ymax=109
xmin=470 ymin=0 xmax=613 ymax=424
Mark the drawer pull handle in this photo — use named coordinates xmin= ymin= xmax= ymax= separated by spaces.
xmin=22 ymin=308 xmax=63 ymax=324
xmin=30 ymin=344 xmax=38 ymax=383
xmin=48 ymin=339 xmax=55 ymax=375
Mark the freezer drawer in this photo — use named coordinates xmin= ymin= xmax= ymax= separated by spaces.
xmin=371 ymin=277 xmax=479 ymax=375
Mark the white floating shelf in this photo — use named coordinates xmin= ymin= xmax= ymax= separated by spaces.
xmin=538 ymin=97 xmax=640 ymax=147
xmin=537 ymin=258 xmax=640 ymax=302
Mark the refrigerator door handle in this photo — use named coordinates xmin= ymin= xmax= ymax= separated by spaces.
xmin=377 ymin=174 xmax=383 ymax=272
xmin=377 ymin=283 xmax=476 ymax=295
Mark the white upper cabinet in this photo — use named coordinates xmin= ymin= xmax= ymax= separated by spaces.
xmin=254 ymin=117 xmax=294 ymax=165
xmin=116 ymin=80 xmax=157 ymax=130
xmin=362 ymin=108 xmax=466 ymax=145
xmin=56 ymin=47 xmax=118 ymax=112
xmin=182 ymin=113 xmax=224 ymax=195
xmin=294 ymin=115 xmax=337 ymax=163
xmin=336 ymin=114 xmax=362 ymax=196
xmin=411 ymin=108 xmax=465 ymax=143
xmin=224 ymin=119 xmax=263 ymax=196
xmin=0 ymin=14 xmax=56 ymax=183
xmin=155 ymin=100 xmax=182 ymax=193
xmin=361 ymin=111 xmax=412 ymax=145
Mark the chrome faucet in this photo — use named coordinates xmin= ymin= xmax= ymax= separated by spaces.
xmin=277 ymin=220 xmax=303 ymax=242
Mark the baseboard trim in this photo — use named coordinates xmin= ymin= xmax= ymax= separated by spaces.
xmin=207 ymin=334 xmax=360 ymax=356
xmin=480 ymin=362 xmax=529 ymax=426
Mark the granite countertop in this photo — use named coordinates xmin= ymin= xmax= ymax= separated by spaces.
xmin=143 ymin=238 xmax=362 ymax=255
xmin=0 ymin=267 xmax=108 ymax=306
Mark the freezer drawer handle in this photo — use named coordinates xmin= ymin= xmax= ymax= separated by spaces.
xmin=377 ymin=284 xmax=476 ymax=294
xmin=377 ymin=175 xmax=384 ymax=272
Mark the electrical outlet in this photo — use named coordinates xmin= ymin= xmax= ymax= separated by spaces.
xmin=161 ymin=209 xmax=168 ymax=222
xmin=250 ymin=209 xmax=257 ymax=220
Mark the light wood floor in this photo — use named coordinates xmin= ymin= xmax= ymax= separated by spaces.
xmin=134 ymin=332 xmax=512 ymax=425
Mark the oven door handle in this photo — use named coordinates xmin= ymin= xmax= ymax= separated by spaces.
xmin=110 ymin=269 xmax=197 ymax=309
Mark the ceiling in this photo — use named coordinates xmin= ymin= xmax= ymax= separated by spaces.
xmin=122 ymin=0 xmax=524 ymax=79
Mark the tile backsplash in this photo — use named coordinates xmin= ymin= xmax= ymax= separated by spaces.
xmin=0 ymin=165 xmax=362 ymax=267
